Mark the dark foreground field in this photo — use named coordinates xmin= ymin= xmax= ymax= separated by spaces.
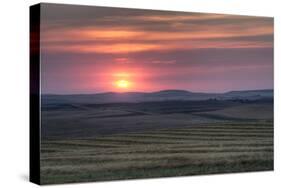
xmin=40 ymin=100 xmax=273 ymax=184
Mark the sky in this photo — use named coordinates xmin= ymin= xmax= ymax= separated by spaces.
xmin=40 ymin=3 xmax=273 ymax=94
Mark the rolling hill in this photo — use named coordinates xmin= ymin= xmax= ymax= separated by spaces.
xmin=42 ymin=89 xmax=273 ymax=105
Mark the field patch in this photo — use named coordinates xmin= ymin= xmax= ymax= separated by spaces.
xmin=41 ymin=121 xmax=273 ymax=184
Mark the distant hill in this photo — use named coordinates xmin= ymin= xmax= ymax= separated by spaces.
xmin=223 ymin=89 xmax=273 ymax=100
xmin=42 ymin=89 xmax=273 ymax=105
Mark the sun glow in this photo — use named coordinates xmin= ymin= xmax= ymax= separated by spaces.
xmin=115 ymin=79 xmax=130 ymax=89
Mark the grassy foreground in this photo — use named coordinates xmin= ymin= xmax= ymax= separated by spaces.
xmin=40 ymin=121 xmax=273 ymax=184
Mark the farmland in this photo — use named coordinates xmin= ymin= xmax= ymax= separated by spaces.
xmin=40 ymin=98 xmax=273 ymax=184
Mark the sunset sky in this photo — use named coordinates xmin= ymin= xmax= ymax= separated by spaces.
xmin=41 ymin=3 xmax=273 ymax=94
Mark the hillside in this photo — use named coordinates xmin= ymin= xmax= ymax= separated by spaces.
xmin=42 ymin=89 xmax=273 ymax=105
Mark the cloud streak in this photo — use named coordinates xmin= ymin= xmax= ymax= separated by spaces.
xmin=41 ymin=4 xmax=273 ymax=55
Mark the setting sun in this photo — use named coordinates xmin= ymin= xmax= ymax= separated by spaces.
xmin=116 ymin=79 xmax=130 ymax=89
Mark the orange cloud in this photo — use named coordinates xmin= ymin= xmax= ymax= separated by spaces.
xmin=41 ymin=13 xmax=273 ymax=54
xmin=43 ymin=37 xmax=272 ymax=54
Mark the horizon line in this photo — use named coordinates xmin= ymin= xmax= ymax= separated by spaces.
xmin=41 ymin=88 xmax=273 ymax=96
